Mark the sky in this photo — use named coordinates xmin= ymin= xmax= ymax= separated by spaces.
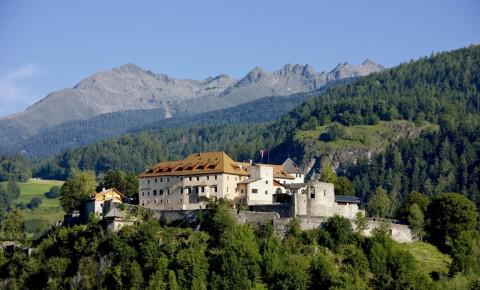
xmin=0 ymin=0 xmax=479 ymax=117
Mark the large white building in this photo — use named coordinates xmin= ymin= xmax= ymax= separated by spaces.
xmin=138 ymin=152 xmax=305 ymax=210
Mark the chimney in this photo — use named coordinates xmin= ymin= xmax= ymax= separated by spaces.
xmin=249 ymin=159 xmax=253 ymax=165
xmin=102 ymin=187 xmax=106 ymax=192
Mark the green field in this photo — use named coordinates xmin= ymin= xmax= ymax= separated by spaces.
xmin=2 ymin=178 xmax=65 ymax=225
xmin=394 ymin=241 xmax=452 ymax=277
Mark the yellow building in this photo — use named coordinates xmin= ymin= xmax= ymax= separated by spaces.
xmin=84 ymin=188 xmax=125 ymax=221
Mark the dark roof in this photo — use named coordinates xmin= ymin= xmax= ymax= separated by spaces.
xmin=335 ymin=195 xmax=361 ymax=204
xmin=281 ymin=158 xmax=303 ymax=174
xmin=283 ymin=183 xmax=307 ymax=190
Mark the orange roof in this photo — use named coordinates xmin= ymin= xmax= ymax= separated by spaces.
xmin=139 ymin=152 xmax=249 ymax=177
xmin=90 ymin=188 xmax=125 ymax=201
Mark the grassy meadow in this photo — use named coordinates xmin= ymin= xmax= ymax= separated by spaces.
xmin=2 ymin=178 xmax=65 ymax=225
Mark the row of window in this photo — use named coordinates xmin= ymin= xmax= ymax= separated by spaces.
xmin=143 ymin=175 xmax=221 ymax=185
xmin=141 ymin=186 xmax=219 ymax=197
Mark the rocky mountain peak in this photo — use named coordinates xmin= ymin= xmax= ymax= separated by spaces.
xmin=275 ymin=64 xmax=316 ymax=78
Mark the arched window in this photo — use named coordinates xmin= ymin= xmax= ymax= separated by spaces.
xmin=310 ymin=186 xmax=315 ymax=199
xmin=275 ymin=188 xmax=282 ymax=195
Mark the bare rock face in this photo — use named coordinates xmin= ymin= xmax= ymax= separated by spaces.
xmin=0 ymin=60 xmax=384 ymax=148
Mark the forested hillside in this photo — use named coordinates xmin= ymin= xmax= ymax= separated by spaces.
xmin=9 ymin=91 xmax=316 ymax=158
xmin=1 ymin=201 xmax=478 ymax=289
xmin=35 ymin=46 xmax=480 ymax=191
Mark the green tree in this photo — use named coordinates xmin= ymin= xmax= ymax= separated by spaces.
xmin=320 ymin=164 xmax=337 ymax=184
xmin=6 ymin=177 xmax=21 ymax=201
xmin=60 ymin=170 xmax=96 ymax=213
xmin=368 ymin=187 xmax=391 ymax=218
xmin=325 ymin=215 xmax=353 ymax=247
xmin=334 ymin=176 xmax=354 ymax=195
xmin=407 ymin=204 xmax=424 ymax=241
xmin=210 ymin=224 xmax=262 ymax=290
xmin=427 ymin=192 xmax=478 ymax=252
xmin=1 ymin=209 xmax=24 ymax=241
xmin=309 ymin=252 xmax=338 ymax=289
xmin=354 ymin=211 xmax=368 ymax=233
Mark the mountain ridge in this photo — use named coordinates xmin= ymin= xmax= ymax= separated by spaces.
xmin=0 ymin=60 xmax=383 ymax=152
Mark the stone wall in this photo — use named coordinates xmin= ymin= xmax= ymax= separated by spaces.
xmin=248 ymin=203 xmax=293 ymax=218
xmin=360 ymin=220 xmax=413 ymax=243
xmin=234 ymin=210 xmax=279 ymax=227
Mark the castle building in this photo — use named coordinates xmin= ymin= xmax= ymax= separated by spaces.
xmin=138 ymin=152 xmax=250 ymax=210
xmin=294 ymin=182 xmax=361 ymax=219
xmin=138 ymin=152 xmax=305 ymax=210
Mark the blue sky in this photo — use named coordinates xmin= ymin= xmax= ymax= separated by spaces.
xmin=0 ymin=0 xmax=478 ymax=116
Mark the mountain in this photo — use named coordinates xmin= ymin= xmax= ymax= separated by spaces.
xmin=34 ymin=46 xmax=480 ymax=205
xmin=0 ymin=61 xmax=383 ymax=153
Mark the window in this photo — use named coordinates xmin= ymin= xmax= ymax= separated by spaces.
xmin=161 ymin=200 xmax=163 ymax=204
xmin=196 ymin=176 xmax=200 ymax=181
xmin=167 ymin=177 xmax=169 ymax=182
xmin=142 ymin=202 xmax=145 ymax=206
xmin=166 ymin=199 xmax=169 ymax=204
xmin=252 ymin=189 xmax=258 ymax=193
xmin=155 ymin=178 xmax=157 ymax=183
xmin=241 ymin=189 xmax=244 ymax=194
xmin=323 ymin=190 xmax=326 ymax=196
xmin=147 ymin=192 xmax=150 ymax=196
xmin=148 ymin=179 xmax=150 ymax=184
xmin=213 ymin=186 xmax=218 ymax=193
xmin=265 ymin=180 xmax=268 ymax=184
xmin=154 ymin=200 xmax=157 ymax=204
xmin=180 ymin=188 xmax=184 ymax=194
xmin=142 ymin=192 xmax=144 ymax=196
xmin=167 ymin=189 xmax=170 ymax=195
xmin=201 ymin=187 xmax=205 ymax=193
xmin=153 ymin=190 xmax=157 ymax=196
xmin=215 ymin=175 xmax=218 ymax=180
xmin=189 ymin=177 xmax=192 ymax=181
xmin=207 ymin=176 xmax=209 ymax=180
xmin=159 ymin=189 xmax=163 ymax=195
xmin=188 ymin=188 xmax=192 ymax=194
xmin=310 ymin=187 xmax=315 ymax=199
xmin=265 ymin=190 xmax=268 ymax=195
xmin=180 ymin=198 xmax=182 ymax=203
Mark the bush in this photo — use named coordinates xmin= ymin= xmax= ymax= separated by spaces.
xmin=45 ymin=186 xmax=61 ymax=199
xmin=27 ymin=197 xmax=42 ymax=209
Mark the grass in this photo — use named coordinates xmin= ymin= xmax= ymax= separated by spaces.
xmin=2 ymin=178 xmax=65 ymax=225
xmin=394 ymin=241 xmax=452 ymax=277
xmin=294 ymin=120 xmax=439 ymax=153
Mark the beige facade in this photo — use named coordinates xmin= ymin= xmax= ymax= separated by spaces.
xmin=139 ymin=152 xmax=249 ymax=210
xmin=139 ymin=173 xmax=246 ymax=210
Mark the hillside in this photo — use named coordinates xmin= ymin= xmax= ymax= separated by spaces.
xmin=12 ymin=90 xmax=314 ymax=157
xmin=33 ymin=46 xmax=480 ymax=208
xmin=0 ymin=61 xmax=383 ymax=154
